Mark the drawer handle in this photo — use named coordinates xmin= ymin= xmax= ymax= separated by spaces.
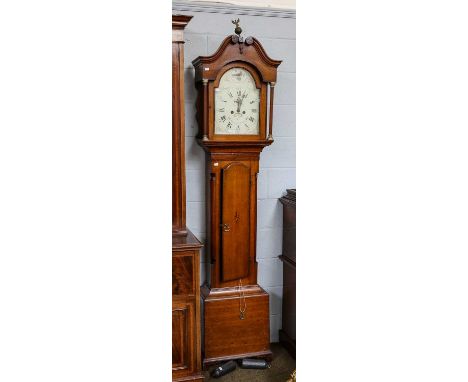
xmin=221 ymin=223 xmax=230 ymax=232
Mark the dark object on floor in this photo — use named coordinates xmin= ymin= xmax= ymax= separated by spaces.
xmin=279 ymin=189 xmax=296 ymax=359
xmin=239 ymin=358 xmax=270 ymax=369
xmin=211 ymin=361 xmax=237 ymax=378
xmin=204 ymin=343 xmax=295 ymax=382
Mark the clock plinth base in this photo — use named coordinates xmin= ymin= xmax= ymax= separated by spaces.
xmin=201 ymin=284 xmax=271 ymax=367
xmin=203 ymin=350 xmax=273 ymax=369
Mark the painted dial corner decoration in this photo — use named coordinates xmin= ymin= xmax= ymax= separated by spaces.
xmin=215 ymin=68 xmax=260 ymax=135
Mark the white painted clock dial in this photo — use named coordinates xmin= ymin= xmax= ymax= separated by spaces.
xmin=214 ymin=68 xmax=260 ymax=135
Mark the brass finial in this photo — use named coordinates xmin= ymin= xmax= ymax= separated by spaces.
xmin=231 ymin=18 xmax=252 ymax=54
xmin=232 ymin=18 xmax=242 ymax=36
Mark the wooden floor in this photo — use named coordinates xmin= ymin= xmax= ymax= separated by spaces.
xmin=203 ymin=343 xmax=295 ymax=382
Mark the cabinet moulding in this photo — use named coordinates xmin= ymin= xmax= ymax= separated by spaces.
xmin=172 ymin=1 xmax=296 ymax=19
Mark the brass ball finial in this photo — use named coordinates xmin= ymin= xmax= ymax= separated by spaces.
xmin=232 ymin=18 xmax=242 ymax=36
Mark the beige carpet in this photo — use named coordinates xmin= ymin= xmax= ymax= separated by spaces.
xmin=203 ymin=343 xmax=295 ymax=382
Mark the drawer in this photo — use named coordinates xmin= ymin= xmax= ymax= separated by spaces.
xmin=172 ymin=251 xmax=195 ymax=296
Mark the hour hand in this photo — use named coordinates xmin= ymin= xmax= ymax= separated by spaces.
xmin=235 ymin=98 xmax=241 ymax=113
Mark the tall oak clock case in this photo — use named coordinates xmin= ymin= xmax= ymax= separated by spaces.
xmin=172 ymin=15 xmax=204 ymax=382
xmin=192 ymin=25 xmax=281 ymax=366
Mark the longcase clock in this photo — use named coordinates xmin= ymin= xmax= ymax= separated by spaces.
xmin=172 ymin=15 xmax=204 ymax=382
xmin=192 ymin=20 xmax=281 ymax=366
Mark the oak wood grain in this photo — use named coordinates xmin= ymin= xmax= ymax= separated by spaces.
xmin=172 ymin=14 xmax=204 ymax=382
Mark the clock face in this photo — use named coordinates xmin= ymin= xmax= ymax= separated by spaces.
xmin=214 ymin=68 xmax=260 ymax=135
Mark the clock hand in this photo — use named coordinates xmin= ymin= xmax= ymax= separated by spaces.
xmin=239 ymin=98 xmax=245 ymax=114
xmin=240 ymin=95 xmax=246 ymax=108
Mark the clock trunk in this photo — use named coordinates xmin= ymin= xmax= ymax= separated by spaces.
xmin=205 ymin=154 xmax=259 ymax=289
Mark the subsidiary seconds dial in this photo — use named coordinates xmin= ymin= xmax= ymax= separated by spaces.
xmin=214 ymin=68 xmax=260 ymax=135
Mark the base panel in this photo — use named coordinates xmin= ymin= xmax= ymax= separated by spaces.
xmin=203 ymin=349 xmax=273 ymax=369
xmin=202 ymin=285 xmax=271 ymax=365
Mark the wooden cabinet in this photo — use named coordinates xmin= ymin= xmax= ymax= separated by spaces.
xmin=172 ymin=15 xmax=204 ymax=382
xmin=279 ymin=189 xmax=296 ymax=358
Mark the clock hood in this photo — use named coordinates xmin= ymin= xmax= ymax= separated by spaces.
xmin=192 ymin=35 xmax=282 ymax=83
